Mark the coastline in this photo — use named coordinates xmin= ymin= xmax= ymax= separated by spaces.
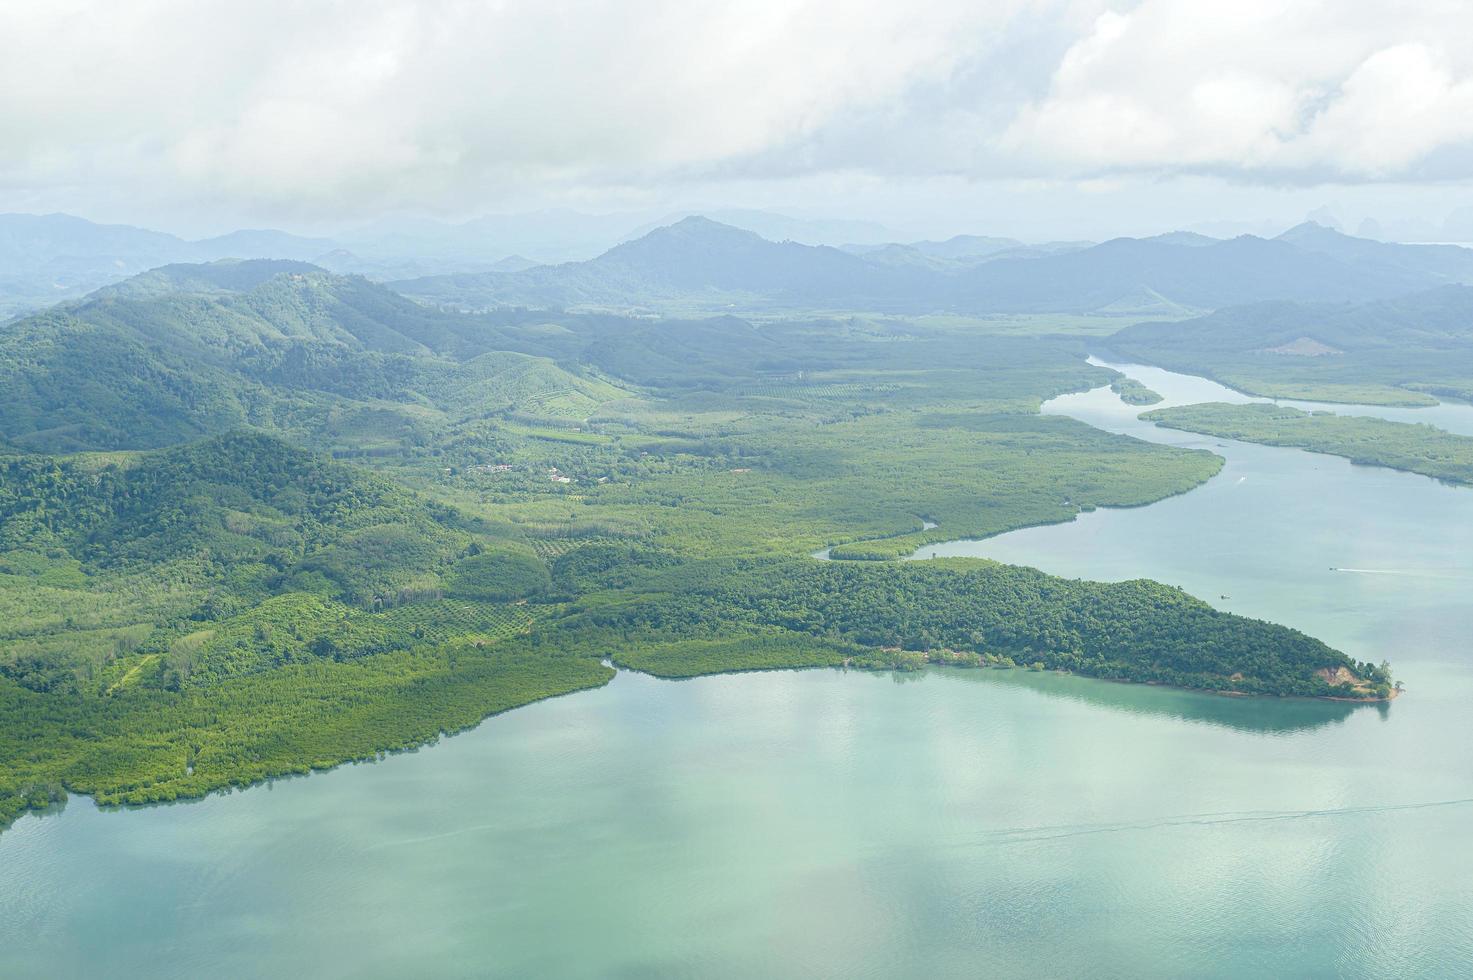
xmin=3 ymin=654 xmax=1393 ymax=840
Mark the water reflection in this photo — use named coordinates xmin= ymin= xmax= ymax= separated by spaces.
xmin=913 ymin=664 xmax=1361 ymax=734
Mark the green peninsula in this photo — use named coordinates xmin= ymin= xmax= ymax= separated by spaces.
xmin=1142 ymin=402 xmax=1473 ymax=487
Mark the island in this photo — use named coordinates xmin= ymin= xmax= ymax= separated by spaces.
xmin=1110 ymin=376 xmax=1164 ymax=405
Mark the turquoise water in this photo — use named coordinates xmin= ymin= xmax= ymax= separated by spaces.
xmin=918 ymin=359 xmax=1473 ymax=670
xmin=4 ymin=364 xmax=1473 ymax=977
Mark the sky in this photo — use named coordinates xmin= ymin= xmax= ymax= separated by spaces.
xmin=3 ymin=0 xmax=1473 ymax=241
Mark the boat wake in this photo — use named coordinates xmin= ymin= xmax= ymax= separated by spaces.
xmin=1331 ymin=567 xmax=1469 ymax=578
xmin=948 ymin=798 xmax=1473 ymax=847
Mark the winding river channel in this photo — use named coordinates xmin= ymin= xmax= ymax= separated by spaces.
xmin=4 ymin=360 xmax=1473 ymax=978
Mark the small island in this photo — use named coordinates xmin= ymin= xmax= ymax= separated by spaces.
xmin=1141 ymin=402 xmax=1473 ymax=487
xmin=1110 ymin=376 xmax=1164 ymax=405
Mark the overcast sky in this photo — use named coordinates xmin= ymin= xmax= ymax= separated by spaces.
xmin=4 ymin=0 xmax=1473 ymax=239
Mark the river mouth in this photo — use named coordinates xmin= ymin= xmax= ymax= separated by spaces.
xmin=913 ymin=360 xmax=1473 ymax=658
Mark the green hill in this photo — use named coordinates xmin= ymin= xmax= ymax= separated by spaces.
xmin=0 ymin=262 xmax=627 ymax=452
xmin=1110 ymin=284 xmax=1473 ymax=404
xmin=0 ymin=431 xmax=550 ymax=673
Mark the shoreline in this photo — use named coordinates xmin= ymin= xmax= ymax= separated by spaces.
xmin=4 ymin=655 xmax=1392 ymax=837
xmin=2 ymin=654 xmax=1394 ymax=840
xmin=1143 ymin=413 xmax=1473 ymax=491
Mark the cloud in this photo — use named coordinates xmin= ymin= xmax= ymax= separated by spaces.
xmin=999 ymin=0 xmax=1473 ymax=181
xmin=1 ymin=0 xmax=1472 ymax=222
xmin=0 ymin=0 xmax=1028 ymax=214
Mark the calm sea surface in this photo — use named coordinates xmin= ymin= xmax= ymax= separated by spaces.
xmin=3 ymin=361 xmax=1472 ymax=978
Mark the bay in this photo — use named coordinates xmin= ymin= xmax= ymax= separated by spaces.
xmin=4 ymin=361 xmax=1472 ymax=978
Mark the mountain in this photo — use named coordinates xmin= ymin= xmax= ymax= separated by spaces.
xmin=396 ymin=216 xmax=925 ymax=311
xmin=488 ymin=254 xmax=540 ymax=272
xmin=1142 ymin=231 xmax=1218 ymax=247
xmin=586 ymin=216 xmax=879 ymax=294
xmin=844 ymin=234 xmax=1035 ymax=262
xmin=0 ymin=215 xmax=350 ymax=317
xmin=21 ymin=212 xmax=1467 ymax=322
xmin=914 ymin=234 xmax=1029 ymax=260
xmin=1109 ymin=284 xmax=1473 ymax=404
xmin=91 ymin=259 xmax=325 ymax=299
xmin=1275 ymin=221 xmax=1473 ymax=281
xmin=0 ymin=212 xmax=591 ymax=317
xmin=194 ymin=229 xmax=338 ymax=262
xmin=841 ymin=235 xmax=1042 ymax=272
xmin=1091 ymin=284 xmax=1200 ymax=317
xmin=395 ymin=217 xmax=1473 ymax=315
xmin=0 ymin=213 xmax=199 ymax=315
xmin=632 ymin=209 xmax=896 ymax=246
xmin=947 ymin=233 xmax=1443 ymax=312
xmin=0 ymin=212 xmax=190 ymax=270
xmin=0 ymin=261 xmax=624 ymax=452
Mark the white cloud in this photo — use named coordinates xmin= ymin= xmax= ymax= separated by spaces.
xmin=1000 ymin=0 xmax=1473 ymax=180
xmin=0 ymin=0 xmax=1028 ymax=214
xmin=1 ymin=0 xmax=1472 ymax=223
xmin=1292 ymin=44 xmax=1473 ymax=176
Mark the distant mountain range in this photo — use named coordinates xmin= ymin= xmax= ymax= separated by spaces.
xmin=395 ymin=217 xmax=1473 ymax=315
xmin=0 ymin=209 xmax=907 ymax=318
xmin=842 ymin=235 xmax=1092 ymax=269
xmin=0 ymin=214 xmax=345 ymax=316
xmin=9 ymin=210 xmax=1473 ymax=322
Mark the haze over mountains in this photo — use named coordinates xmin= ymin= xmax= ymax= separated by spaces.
xmin=0 ymin=209 xmax=902 ymax=317
xmin=9 ymin=233 xmax=1473 ymax=459
xmin=396 ymin=216 xmax=1473 ymax=316
xmin=0 ymin=213 xmax=339 ymax=316
xmin=8 ymin=206 xmax=1473 ymax=325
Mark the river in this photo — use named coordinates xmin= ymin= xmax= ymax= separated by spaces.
xmin=3 ymin=361 xmax=1471 ymax=977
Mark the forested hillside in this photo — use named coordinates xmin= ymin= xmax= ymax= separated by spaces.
xmin=0 ymin=261 xmax=626 ymax=452
xmin=1110 ymin=284 xmax=1473 ymax=405
xmin=0 ymin=264 xmax=1390 ymax=833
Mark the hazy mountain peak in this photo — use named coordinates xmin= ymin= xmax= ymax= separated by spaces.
xmin=1142 ymin=231 xmax=1218 ymax=247
xmin=95 ymin=258 xmax=328 ymax=299
xmin=1277 ymin=220 xmax=1353 ymax=243
xmin=599 ymin=217 xmax=775 ymax=266
xmin=663 ymin=215 xmax=765 ymax=239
